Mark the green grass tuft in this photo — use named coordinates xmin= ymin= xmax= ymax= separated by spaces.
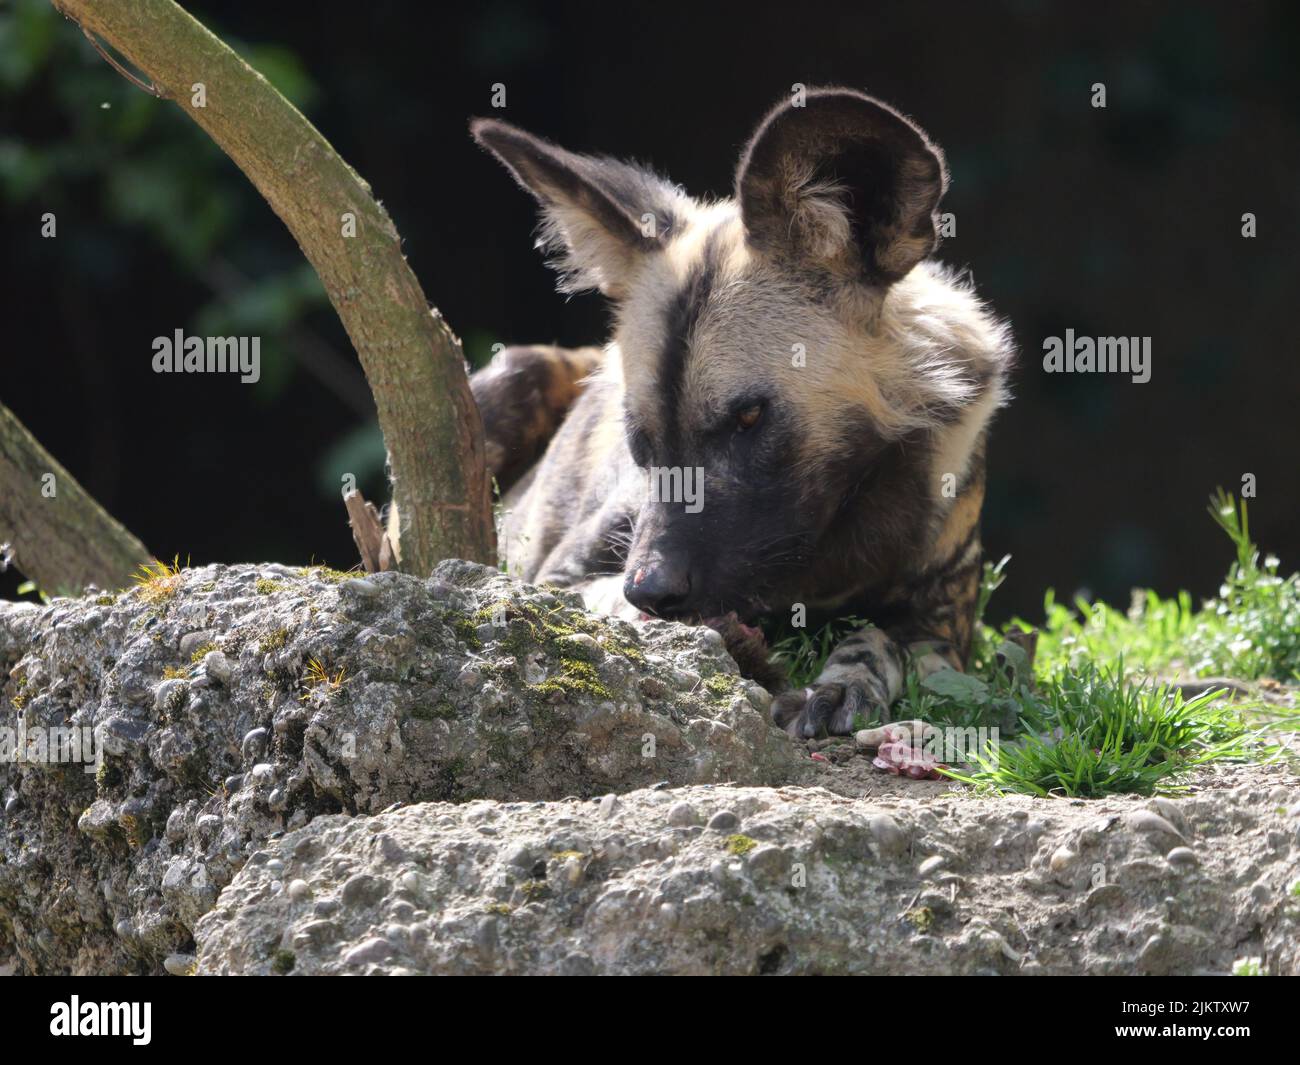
xmin=942 ymin=663 xmax=1254 ymax=797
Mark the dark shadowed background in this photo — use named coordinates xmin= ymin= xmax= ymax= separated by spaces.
xmin=1 ymin=0 xmax=1296 ymax=624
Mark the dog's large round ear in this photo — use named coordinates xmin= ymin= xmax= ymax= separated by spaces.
xmin=471 ymin=117 xmax=680 ymax=298
xmin=735 ymin=89 xmax=949 ymax=287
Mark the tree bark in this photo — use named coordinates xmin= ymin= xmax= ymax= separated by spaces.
xmin=50 ymin=0 xmax=496 ymax=574
xmin=0 ymin=402 xmax=152 ymax=595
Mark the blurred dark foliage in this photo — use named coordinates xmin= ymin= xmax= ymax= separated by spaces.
xmin=1 ymin=0 xmax=1296 ymax=623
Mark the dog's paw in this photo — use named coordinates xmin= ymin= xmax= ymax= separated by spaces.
xmin=771 ymin=627 xmax=904 ymax=738
xmin=772 ymin=680 xmax=885 ymax=738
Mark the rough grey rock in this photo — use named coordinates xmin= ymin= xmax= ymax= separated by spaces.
xmin=195 ymin=773 xmax=1300 ymax=975
xmin=4 ymin=562 xmax=1298 ymax=976
xmin=0 ymin=561 xmax=797 ymax=974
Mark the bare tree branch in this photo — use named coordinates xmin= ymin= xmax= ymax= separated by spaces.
xmin=0 ymin=402 xmax=152 ymax=595
xmin=50 ymin=0 xmax=496 ymax=573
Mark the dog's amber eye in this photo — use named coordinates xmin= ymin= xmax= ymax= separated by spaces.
xmin=736 ymin=404 xmax=763 ymax=432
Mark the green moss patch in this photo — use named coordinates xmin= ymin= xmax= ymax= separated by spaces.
xmin=725 ymin=834 xmax=758 ymax=856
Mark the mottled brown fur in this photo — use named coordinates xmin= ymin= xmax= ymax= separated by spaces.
xmin=471 ymin=344 xmax=602 ymax=491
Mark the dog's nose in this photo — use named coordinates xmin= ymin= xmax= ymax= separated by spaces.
xmin=624 ymin=559 xmax=692 ymax=617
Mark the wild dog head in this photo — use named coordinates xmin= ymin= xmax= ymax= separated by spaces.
xmin=473 ymin=89 xmax=1001 ymax=621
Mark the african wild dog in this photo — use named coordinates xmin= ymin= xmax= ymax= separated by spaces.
xmin=451 ymin=89 xmax=1013 ymax=737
